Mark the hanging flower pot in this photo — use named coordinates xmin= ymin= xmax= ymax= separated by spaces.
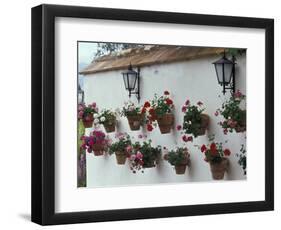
xmin=157 ymin=113 xmax=174 ymax=134
xmin=80 ymin=130 xmax=110 ymax=157
xmin=82 ymin=114 xmax=94 ymax=128
xmin=127 ymin=114 xmax=144 ymax=131
xmin=121 ymin=101 xmax=145 ymax=131
xmin=115 ymin=151 xmax=127 ymax=165
xmin=129 ymin=140 xmax=161 ymax=172
xmin=216 ymin=90 xmax=246 ymax=135
xmin=109 ymin=133 xmax=132 ymax=165
xmin=78 ymin=102 xmax=98 ymax=128
xmin=197 ymin=114 xmax=210 ymax=135
xmin=103 ymin=120 xmax=116 ymax=133
xmin=210 ymin=158 xmax=229 ymax=180
xmin=164 ymin=147 xmax=190 ymax=175
xmin=175 ymin=165 xmax=187 ymax=175
xmin=97 ymin=109 xmax=117 ymax=133
xmin=181 ymin=100 xmax=209 ymax=137
xmin=234 ymin=110 xmax=246 ymax=133
xmin=200 ymin=141 xmax=231 ymax=180
xmin=92 ymin=143 xmax=106 ymax=156
xmin=143 ymin=91 xmax=175 ymax=133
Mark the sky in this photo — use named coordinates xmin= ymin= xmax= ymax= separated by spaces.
xmin=78 ymin=42 xmax=98 ymax=89
xmin=78 ymin=42 xmax=98 ymax=67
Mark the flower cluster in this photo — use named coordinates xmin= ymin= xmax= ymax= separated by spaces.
xmin=108 ymin=132 xmax=132 ymax=155
xmin=129 ymin=140 xmax=161 ymax=173
xmin=81 ymin=130 xmax=110 ymax=153
xmin=200 ymin=141 xmax=231 ymax=163
xmin=78 ymin=102 xmax=99 ymax=121
xmin=236 ymin=144 xmax=247 ymax=175
xmin=215 ymin=90 xmax=246 ymax=134
xmin=143 ymin=91 xmax=174 ymax=131
xmin=181 ymin=99 xmax=206 ymax=137
xmin=163 ymin=147 xmax=190 ymax=166
xmin=121 ymin=101 xmax=144 ymax=117
xmin=95 ymin=109 xmax=117 ymax=125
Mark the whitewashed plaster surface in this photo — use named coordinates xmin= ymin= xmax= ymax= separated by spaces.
xmin=82 ymin=53 xmax=247 ymax=188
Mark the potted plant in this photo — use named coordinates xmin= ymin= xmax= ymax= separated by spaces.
xmin=80 ymin=130 xmax=110 ymax=156
xmin=78 ymin=102 xmax=99 ymax=128
xmin=215 ymin=90 xmax=246 ymax=134
xmin=121 ymin=101 xmax=145 ymax=131
xmin=181 ymin=99 xmax=209 ymax=137
xmin=97 ymin=109 xmax=117 ymax=133
xmin=109 ymin=133 xmax=132 ymax=165
xmin=144 ymin=91 xmax=174 ymax=134
xmin=200 ymin=139 xmax=231 ymax=180
xmin=236 ymin=144 xmax=247 ymax=175
xmin=133 ymin=140 xmax=161 ymax=168
xmin=163 ymin=147 xmax=191 ymax=174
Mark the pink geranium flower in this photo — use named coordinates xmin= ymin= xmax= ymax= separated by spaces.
xmin=176 ymin=125 xmax=182 ymax=131
xmin=136 ymin=151 xmax=143 ymax=159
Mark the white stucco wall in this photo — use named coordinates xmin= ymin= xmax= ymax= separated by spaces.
xmin=83 ymin=53 xmax=247 ymax=188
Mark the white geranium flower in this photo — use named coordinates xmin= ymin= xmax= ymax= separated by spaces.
xmin=129 ymin=106 xmax=135 ymax=111
xmin=94 ymin=118 xmax=99 ymax=124
xmin=100 ymin=116 xmax=106 ymax=122
xmin=93 ymin=113 xmax=99 ymax=118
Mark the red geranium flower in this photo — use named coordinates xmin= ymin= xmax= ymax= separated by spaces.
xmin=164 ymin=90 xmax=170 ymax=95
xmin=182 ymin=135 xmax=188 ymax=142
xmin=141 ymin=107 xmax=146 ymax=114
xmin=144 ymin=101 xmax=150 ymax=108
xmin=185 ymin=99 xmax=190 ymax=106
xmin=210 ymin=143 xmax=217 ymax=155
xmin=149 ymin=108 xmax=155 ymax=115
xmin=201 ymin=144 xmax=207 ymax=153
xmin=224 ymin=149 xmax=231 ymax=156
xmin=182 ymin=106 xmax=187 ymax=112
xmin=165 ymin=98 xmax=173 ymax=105
xmin=187 ymin=136 xmax=193 ymax=142
xmin=147 ymin=124 xmax=153 ymax=131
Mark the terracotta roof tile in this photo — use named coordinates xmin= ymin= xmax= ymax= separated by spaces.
xmin=80 ymin=45 xmax=225 ymax=75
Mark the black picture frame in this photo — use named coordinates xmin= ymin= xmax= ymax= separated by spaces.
xmin=31 ymin=4 xmax=274 ymax=225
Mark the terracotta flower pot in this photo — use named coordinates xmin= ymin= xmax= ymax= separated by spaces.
xmin=82 ymin=114 xmax=93 ymax=128
xmin=209 ymin=158 xmax=229 ymax=180
xmin=92 ymin=144 xmax=105 ymax=156
xmin=175 ymin=165 xmax=187 ymax=174
xmin=235 ymin=110 xmax=246 ymax=133
xmin=174 ymin=153 xmax=190 ymax=175
xmin=197 ymin=114 xmax=210 ymax=136
xmin=115 ymin=151 xmax=127 ymax=165
xmin=103 ymin=120 xmax=116 ymax=133
xmin=127 ymin=114 xmax=143 ymax=131
xmin=157 ymin=113 xmax=174 ymax=134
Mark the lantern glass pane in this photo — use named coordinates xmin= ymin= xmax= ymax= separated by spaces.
xmin=214 ymin=63 xmax=223 ymax=84
xmin=214 ymin=63 xmax=233 ymax=85
xmin=127 ymin=73 xmax=137 ymax=90
xmin=223 ymin=63 xmax=233 ymax=84
xmin=123 ymin=74 xmax=129 ymax=89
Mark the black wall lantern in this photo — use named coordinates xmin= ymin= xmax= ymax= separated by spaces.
xmin=78 ymin=84 xmax=84 ymax=103
xmin=122 ymin=63 xmax=140 ymax=102
xmin=213 ymin=51 xmax=236 ymax=95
